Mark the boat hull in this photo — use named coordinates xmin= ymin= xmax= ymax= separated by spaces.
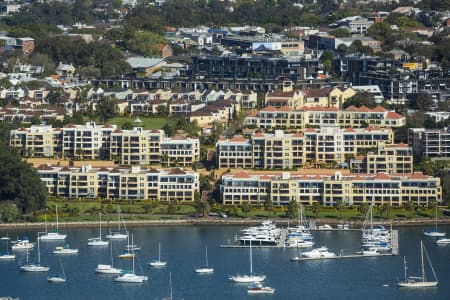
xmin=229 ymin=275 xmax=266 ymax=283
xmin=88 ymin=240 xmax=109 ymax=246
xmin=48 ymin=277 xmax=66 ymax=283
xmin=39 ymin=234 xmax=67 ymax=241
xmin=114 ymin=274 xmax=148 ymax=283
xmin=424 ymin=231 xmax=446 ymax=237
xmin=106 ymin=233 xmax=128 ymax=240
xmin=96 ymin=264 xmax=122 ymax=274
xmin=436 ymin=238 xmax=450 ymax=244
xmin=0 ymin=254 xmax=15 ymax=260
xmin=398 ymin=281 xmax=438 ymax=287
xmin=20 ymin=265 xmax=49 ymax=272
xmin=149 ymin=261 xmax=167 ymax=267
xmin=195 ymin=267 xmax=214 ymax=274
xmin=248 ymin=289 xmax=275 ymax=294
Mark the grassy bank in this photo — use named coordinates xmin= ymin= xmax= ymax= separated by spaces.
xmin=19 ymin=199 xmax=448 ymax=224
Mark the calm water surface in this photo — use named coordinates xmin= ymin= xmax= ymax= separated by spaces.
xmin=0 ymin=224 xmax=449 ymax=300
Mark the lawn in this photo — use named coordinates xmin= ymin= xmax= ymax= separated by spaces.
xmin=108 ymin=116 xmax=175 ymax=130
xmin=37 ymin=199 xmax=447 ymax=223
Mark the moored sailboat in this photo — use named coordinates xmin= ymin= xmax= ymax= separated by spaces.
xmin=398 ymin=241 xmax=438 ymax=288
xmin=114 ymin=234 xmax=148 ymax=283
xmin=424 ymin=203 xmax=445 ymax=237
xmin=20 ymin=234 xmax=49 ymax=272
xmin=106 ymin=206 xmax=128 ymax=240
xmin=96 ymin=241 xmax=122 ymax=274
xmin=39 ymin=206 xmax=67 ymax=241
xmin=88 ymin=212 xmax=109 ymax=246
xmin=149 ymin=242 xmax=167 ymax=267
xmin=47 ymin=256 xmax=66 ymax=283
xmin=229 ymin=241 xmax=265 ymax=283
xmin=195 ymin=245 xmax=214 ymax=274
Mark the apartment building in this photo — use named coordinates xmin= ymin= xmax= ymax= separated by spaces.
xmin=350 ymin=143 xmax=413 ymax=174
xmin=409 ymin=128 xmax=450 ymax=159
xmin=160 ymin=135 xmax=200 ymax=167
xmin=245 ymin=105 xmax=405 ymax=130
xmin=36 ymin=164 xmax=199 ymax=202
xmin=10 ymin=123 xmax=200 ymax=166
xmin=221 ymin=171 xmax=441 ymax=206
xmin=110 ymin=128 xmax=165 ymax=165
xmin=265 ymin=86 xmax=355 ymax=109
xmin=216 ymin=127 xmax=393 ymax=168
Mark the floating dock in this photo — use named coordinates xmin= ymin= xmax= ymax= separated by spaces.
xmin=290 ymin=252 xmax=395 ymax=262
xmin=221 ymin=229 xmax=400 ymax=258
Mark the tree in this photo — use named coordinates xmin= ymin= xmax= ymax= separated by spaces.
xmin=167 ymin=201 xmax=177 ymax=214
xmin=46 ymin=88 xmax=68 ymax=106
xmin=229 ymin=205 xmax=239 ymax=217
xmin=241 ymin=202 xmax=252 ymax=217
xmin=343 ymin=92 xmax=377 ymax=109
xmin=264 ymin=197 xmax=274 ymax=217
xmin=405 ymin=200 xmax=415 ymax=218
xmin=197 ymin=201 xmax=211 ymax=217
xmin=320 ymin=51 xmax=334 ymax=73
xmin=287 ymin=200 xmax=298 ymax=218
xmin=358 ymin=203 xmax=369 ymax=219
xmin=312 ymin=202 xmax=321 ymax=218
xmin=414 ymin=92 xmax=434 ymax=112
xmin=0 ymin=143 xmax=47 ymax=214
xmin=142 ymin=203 xmax=152 ymax=214
xmin=367 ymin=22 xmax=392 ymax=42
xmin=121 ymin=121 xmax=134 ymax=130
xmin=96 ymin=96 xmax=118 ymax=122
xmin=335 ymin=199 xmax=344 ymax=218
xmin=329 ymin=28 xmax=350 ymax=38
xmin=0 ymin=203 xmax=20 ymax=222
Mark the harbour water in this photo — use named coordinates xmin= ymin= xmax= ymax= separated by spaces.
xmin=1 ymin=224 xmax=449 ymax=300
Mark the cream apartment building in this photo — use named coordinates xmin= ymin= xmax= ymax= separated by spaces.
xmin=220 ymin=170 xmax=441 ymax=207
xmin=36 ymin=164 xmax=199 ymax=202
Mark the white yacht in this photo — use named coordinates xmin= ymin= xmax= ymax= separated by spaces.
xmin=398 ymin=241 xmax=438 ymax=288
xmin=11 ymin=238 xmax=34 ymax=251
xmin=53 ymin=245 xmax=79 ymax=255
xmin=114 ymin=235 xmax=148 ymax=283
xmin=88 ymin=212 xmax=109 ymax=246
xmin=436 ymin=238 xmax=450 ymax=245
xmin=48 ymin=256 xmax=66 ymax=283
xmin=195 ymin=245 xmax=214 ymax=274
xmin=247 ymin=282 xmax=275 ymax=294
xmin=424 ymin=204 xmax=445 ymax=237
xmin=40 ymin=206 xmax=67 ymax=241
xmin=149 ymin=242 xmax=167 ymax=267
xmin=106 ymin=206 xmax=128 ymax=240
xmin=229 ymin=242 xmax=266 ymax=283
xmin=301 ymin=246 xmax=336 ymax=259
xmin=96 ymin=242 xmax=122 ymax=274
xmin=20 ymin=235 xmax=49 ymax=272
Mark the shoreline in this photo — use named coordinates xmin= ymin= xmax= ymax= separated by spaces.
xmin=1 ymin=217 xmax=450 ymax=230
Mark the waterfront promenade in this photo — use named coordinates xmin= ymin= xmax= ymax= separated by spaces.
xmin=1 ymin=217 xmax=449 ymax=229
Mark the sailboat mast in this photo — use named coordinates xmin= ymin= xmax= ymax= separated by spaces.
xmin=56 ymin=205 xmax=59 ymax=232
xmin=435 ymin=202 xmax=438 ymax=232
xmin=131 ymin=234 xmax=135 ymax=273
xmin=158 ymin=242 xmax=161 ymax=261
xmin=44 ymin=214 xmax=48 ymax=234
xmin=117 ymin=206 xmax=121 ymax=232
xmin=403 ymin=256 xmax=407 ymax=281
xmin=169 ymin=272 xmax=173 ymax=300
xmin=420 ymin=241 xmax=425 ymax=283
xmin=205 ymin=245 xmax=208 ymax=267
xmin=249 ymin=240 xmax=253 ymax=274
xmin=99 ymin=212 xmax=102 ymax=239
xmin=37 ymin=234 xmax=41 ymax=265
xmin=110 ymin=242 xmax=114 ymax=267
